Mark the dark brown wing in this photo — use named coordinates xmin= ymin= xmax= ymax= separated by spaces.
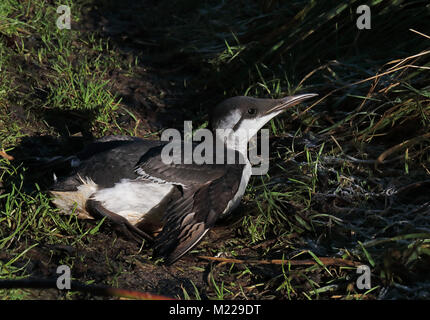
xmin=135 ymin=143 xmax=245 ymax=264
xmin=134 ymin=143 xmax=238 ymax=184
xmin=153 ymin=165 xmax=243 ymax=264
xmin=52 ymin=138 xmax=162 ymax=191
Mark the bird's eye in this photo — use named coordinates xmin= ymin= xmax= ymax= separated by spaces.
xmin=248 ymin=108 xmax=256 ymax=115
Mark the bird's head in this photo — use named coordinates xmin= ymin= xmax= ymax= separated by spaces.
xmin=209 ymin=94 xmax=318 ymax=155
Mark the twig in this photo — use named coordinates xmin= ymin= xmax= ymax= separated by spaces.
xmin=0 ymin=279 xmax=175 ymax=300
xmin=409 ymin=29 xmax=430 ymax=41
xmin=198 ymin=255 xmax=361 ymax=267
xmin=376 ymin=133 xmax=430 ymax=166
xmin=0 ymin=149 xmax=14 ymax=161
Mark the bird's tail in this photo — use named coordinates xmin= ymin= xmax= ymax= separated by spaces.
xmin=17 ymin=155 xmax=80 ymax=189
xmin=21 ymin=155 xmax=77 ymax=172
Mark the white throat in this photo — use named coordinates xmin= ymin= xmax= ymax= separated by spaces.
xmin=216 ymin=111 xmax=282 ymax=156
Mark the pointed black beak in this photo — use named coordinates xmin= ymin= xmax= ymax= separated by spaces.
xmin=264 ymin=93 xmax=318 ymax=115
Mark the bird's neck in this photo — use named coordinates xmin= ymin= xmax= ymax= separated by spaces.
xmin=214 ymin=129 xmax=249 ymax=160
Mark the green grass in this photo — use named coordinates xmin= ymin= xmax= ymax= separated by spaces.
xmin=1 ymin=0 xmax=430 ymax=300
xmin=0 ymin=0 xmax=131 ymax=144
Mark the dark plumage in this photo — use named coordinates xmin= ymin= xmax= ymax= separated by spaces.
xmin=33 ymin=94 xmax=317 ymax=264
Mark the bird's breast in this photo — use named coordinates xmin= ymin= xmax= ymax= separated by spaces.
xmin=222 ymin=162 xmax=252 ymax=216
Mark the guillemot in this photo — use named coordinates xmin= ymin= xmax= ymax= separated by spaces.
xmin=43 ymin=93 xmax=317 ymax=264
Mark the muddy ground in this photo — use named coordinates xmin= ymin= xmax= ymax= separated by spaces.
xmin=2 ymin=0 xmax=430 ymax=300
xmin=2 ymin=0 xmax=285 ymax=300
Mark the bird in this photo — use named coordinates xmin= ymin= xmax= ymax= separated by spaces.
xmin=35 ymin=93 xmax=317 ymax=265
